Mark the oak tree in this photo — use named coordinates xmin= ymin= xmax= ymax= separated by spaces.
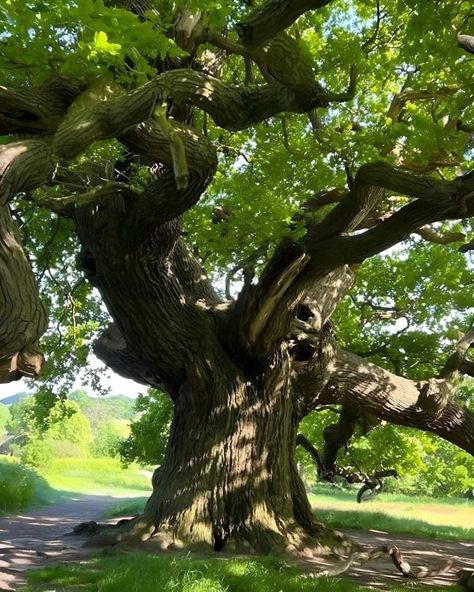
xmin=1 ymin=0 xmax=473 ymax=554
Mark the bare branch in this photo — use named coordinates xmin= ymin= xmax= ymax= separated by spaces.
xmin=388 ymin=89 xmax=458 ymax=123
xmin=415 ymin=226 xmax=465 ymax=244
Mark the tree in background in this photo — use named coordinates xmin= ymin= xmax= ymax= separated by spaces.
xmin=0 ymin=404 xmax=10 ymax=438
xmin=118 ymin=389 xmax=173 ymax=467
xmin=6 ymin=396 xmax=93 ymax=467
xmin=0 ymin=0 xmax=473 ymax=554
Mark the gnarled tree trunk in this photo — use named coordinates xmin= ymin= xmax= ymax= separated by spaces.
xmin=71 ymin=189 xmax=347 ymax=554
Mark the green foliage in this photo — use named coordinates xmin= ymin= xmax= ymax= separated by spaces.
xmin=17 ymin=438 xmax=54 ymax=470
xmin=6 ymin=394 xmax=93 ymax=466
xmin=0 ymin=403 xmax=10 ymax=436
xmin=91 ymin=420 xmax=127 ymax=457
xmin=46 ymin=400 xmax=93 ymax=447
xmin=118 ymin=389 xmax=173 ymax=467
xmin=298 ymin=409 xmax=474 ymax=497
xmin=0 ymin=457 xmax=41 ymax=512
xmin=0 ymin=0 xmax=184 ymax=85
xmin=70 ymin=390 xmax=135 ymax=431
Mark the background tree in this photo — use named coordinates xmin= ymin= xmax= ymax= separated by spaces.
xmin=0 ymin=0 xmax=473 ymax=554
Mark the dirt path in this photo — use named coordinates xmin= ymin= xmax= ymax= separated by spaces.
xmin=0 ymin=494 xmax=132 ymax=591
xmin=0 ymin=497 xmax=472 ymax=590
xmin=301 ymin=528 xmax=474 ymax=588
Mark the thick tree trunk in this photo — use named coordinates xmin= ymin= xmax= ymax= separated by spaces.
xmin=134 ymin=357 xmax=342 ymax=554
xmin=72 ymin=193 xmax=346 ymax=556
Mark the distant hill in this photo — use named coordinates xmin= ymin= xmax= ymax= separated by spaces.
xmin=69 ymin=390 xmax=136 ymax=429
xmin=0 ymin=392 xmax=31 ymax=406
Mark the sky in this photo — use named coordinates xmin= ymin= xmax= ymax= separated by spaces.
xmin=0 ymin=357 xmax=146 ymax=401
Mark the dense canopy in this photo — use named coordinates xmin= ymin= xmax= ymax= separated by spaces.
xmin=0 ymin=0 xmax=473 ymax=554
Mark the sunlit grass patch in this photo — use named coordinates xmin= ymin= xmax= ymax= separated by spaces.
xmin=308 ymin=484 xmax=474 ymax=540
xmin=104 ymin=496 xmax=148 ymax=518
xmin=19 ymin=552 xmax=463 ymax=592
xmin=43 ymin=457 xmax=151 ymax=496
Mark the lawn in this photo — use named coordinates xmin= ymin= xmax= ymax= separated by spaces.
xmin=43 ymin=457 xmax=152 ymax=497
xmin=18 ymin=551 xmax=462 ymax=592
xmin=105 ymin=484 xmax=474 ymax=542
xmin=307 ymin=483 xmax=474 ymax=540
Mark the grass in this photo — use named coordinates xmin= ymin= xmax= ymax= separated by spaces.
xmin=308 ymin=483 xmax=474 ymax=541
xmin=19 ymin=551 xmax=462 ymax=592
xmin=104 ymin=485 xmax=474 ymax=542
xmin=43 ymin=457 xmax=152 ymax=497
xmin=0 ymin=455 xmax=151 ymax=514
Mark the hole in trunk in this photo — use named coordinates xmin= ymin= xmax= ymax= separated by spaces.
xmin=213 ymin=524 xmax=229 ymax=552
xmin=296 ymin=303 xmax=314 ymax=322
xmin=291 ymin=339 xmax=316 ymax=361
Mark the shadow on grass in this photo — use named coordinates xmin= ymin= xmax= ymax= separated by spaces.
xmin=316 ymin=507 xmax=474 ymax=541
xmin=19 ymin=550 xmax=465 ymax=592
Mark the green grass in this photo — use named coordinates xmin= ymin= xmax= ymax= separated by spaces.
xmin=104 ymin=496 xmax=148 ymax=518
xmin=19 ymin=551 xmax=461 ymax=592
xmin=0 ymin=455 xmax=151 ymax=514
xmin=308 ymin=483 xmax=474 ymax=541
xmin=105 ymin=486 xmax=474 ymax=543
xmin=43 ymin=457 xmax=152 ymax=497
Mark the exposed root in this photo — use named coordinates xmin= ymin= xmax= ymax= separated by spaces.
xmin=71 ymin=514 xmax=155 ymax=548
xmin=308 ymin=544 xmax=454 ymax=580
xmin=71 ymin=516 xmax=355 ymax=558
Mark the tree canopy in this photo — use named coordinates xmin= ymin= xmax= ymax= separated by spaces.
xmin=0 ymin=0 xmax=473 ymax=555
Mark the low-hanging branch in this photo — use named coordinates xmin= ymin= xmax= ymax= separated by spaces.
xmin=318 ymin=348 xmax=474 ymax=454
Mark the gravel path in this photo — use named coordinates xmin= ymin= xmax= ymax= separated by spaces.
xmin=0 ymin=497 xmax=472 ymax=590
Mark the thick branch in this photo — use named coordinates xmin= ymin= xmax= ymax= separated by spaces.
xmin=0 ymin=69 xmax=354 ymax=204
xmin=415 ymin=226 xmax=465 ymax=245
xmin=439 ymin=327 xmax=474 ymax=379
xmin=458 ymin=34 xmax=474 ymax=54
xmin=0 ymin=77 xmax=85 ymax=134
xmin=237 ymin=0 xmax=333 ymax=48
xmin=306 ymin=165 xmax=474 ymax=267
xmin=296 ymin=433 xmax=322 ymax=473
xmin=321 ymin=350 xmax=474 ymax=454
xmin=0 ymin=205 xmax=47 ymax=382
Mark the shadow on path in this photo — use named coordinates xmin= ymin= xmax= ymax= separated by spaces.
xmin=0 ymin=494 xmax=140 ymax=591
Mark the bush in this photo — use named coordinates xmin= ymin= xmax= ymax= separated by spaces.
xmin=118 ymin=390 xmax=173 ymax=467
xmin=92 ymin=421 xmax=125 ymax=458
xmin=0 ymin=457 xmax=38 ymax=512
xmin=17 ymin=438 xmax=53 ymax=470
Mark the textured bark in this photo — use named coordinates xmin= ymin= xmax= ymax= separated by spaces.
xmin=137 ymin=352 xmax=343 ymax=554
xmin=71 ymin=192 xmax=350 ymax=554
xmin=237 ymin=0 xmax=333 ymax=48
xmin=0 ymin=0 xmax=472 ymax=560
xmin=0 ymin=205 xmax=47 ymax=381
xmin=320 ymin=350 xmax=474 ymax=454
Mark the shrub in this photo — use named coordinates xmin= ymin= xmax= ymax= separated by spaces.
xmin=18 ymin=438 xmax=53 ymax=470
xmin=0 ymin=457 xmax=37 ymax=512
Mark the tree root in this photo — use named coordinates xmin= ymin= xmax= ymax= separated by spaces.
xmin=308 ymin=544 xmax=454 ymax=579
